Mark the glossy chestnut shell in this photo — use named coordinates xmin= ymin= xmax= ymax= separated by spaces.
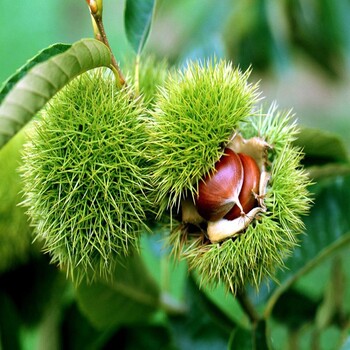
xmin=195 ymin=148 xmax=243 ymax=221
xmin=224 ymin=153 xmax=260 ymax=220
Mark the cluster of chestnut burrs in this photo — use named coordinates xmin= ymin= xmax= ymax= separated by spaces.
xmin=181 ymin=133 xmax=271 ymax=243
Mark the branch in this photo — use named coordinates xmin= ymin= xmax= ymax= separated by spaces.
xmin=264 ymin=233 xmax=350 ymax=319
xmin=236 ymin=289 xmax=260 ymax=325
xmin=86 ymin=0 xmax=126 ymax=87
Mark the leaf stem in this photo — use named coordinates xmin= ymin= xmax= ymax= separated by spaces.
xmin=134 ymin=54 xmax=140 ymax=96
xmin=86 ymin=0 xmax=126 ymax=87
xmin=236 ymin=289 xmax=260 ymax=325
xmin=159 ymin=292 xmax=188 ymax=315
xmin=264 ymin=232 xmax=350 ymax=319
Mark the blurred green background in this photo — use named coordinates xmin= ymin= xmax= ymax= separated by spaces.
xmin=1 ymin=1 xmax=350 ymax=349
xmin=1 ymin=0 xmax=350 ymax=149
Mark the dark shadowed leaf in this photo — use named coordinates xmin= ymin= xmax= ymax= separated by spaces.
xmin=60 ymin=302 xmax=112 ymax=350
xmin=0 ymin=255 xmax=61 ymax=327
xmin=0 ymin=39 xmax=112 ymax=149
xmin=224 ymin=0 xmax=275 ymax=73
xmin=124 ymin=0 xmax=155 ymax=54
xmin=104 ymin=324 xmax=173 ymax=350
xmin=307 ymin=163 xmax=350 ymax=181
xmin=195 ymin=278 xmax=250 ymax=329
xmin=264 ymin=175 xmax=350 ymax=317
xmin=228 ymin=327 xmax=253 ymax=350
xmin=272 ymin=289 xmax=320 ymax=330
xmin=169 ymin=276 xmax=233 ymax=350
xmin=0 ymin=292 xmax=21 ymax=350
xmin=76 ymin=253 xmax=160 ymax=330
xmin=285 ymin=0 xmax=347 ymax=78
xmin=229 ymin=321 xmax=270 ymax=350
xmin=283 ymin=176 xmax=350 ymax=279
xmin=294 ymin=127 xmax=349 ymax=166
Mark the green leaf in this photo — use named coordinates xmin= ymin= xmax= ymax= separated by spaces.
xmin=341 ymin=336 xmax=350 ymax=350
xmin=229 ymin=321 xmax=270 ymax=350
xmin=307 ymin=163 xmax=350 ymax=181
xmin=315 ymin=257 xmax=345 ymax=330
xmin=286 ymin=0 xmax=346 ymax=78
xmin=229 ymin=327 xmax=253 ymax=350
xmin=124 ymin=0 xmax=155 ymax=54
xmin=295 ymin=125 xmax=350 ymax=182
xmin=0 ymin=255 xmax=62 ymax=327
xmin=224 ymin=0 xmax=276 ymax=73
xmin=75 ymin=253 xmax=160 ymax=330
xmin=191 ymin=273 xmax=250 ymax=329
xmin=285 ymin=176 xmax=350 ymax=276
xmin=169 ymin=277 xmax=232 ymax=350
xmin=0 ymin=43 xmax=71 ymax=105
xmin=253 ymin=321 xmax=270 ymax=350
xmin=60 ymin=302 xmax=112 ymax=349
xmin=0 ymin=38 xmax=112 ymax=149
xmin=105 ymin=324 xmax=173 ymax=349
xmin=140 ymin=232 xmax=187 ymax=302
xmin=188 ymin=275 xmax=236 ymax=332
xmin=264 ymin=175 xmax=350 ymax=317
xmin=0 ymin=292 xmax=21 ymax=350
xmin=294 ymin=127 xmax=349 ymax=165
xmin=272 ymin=289 xmax=320 ymax=330
xmin=0 ymin=129 xmax=33 ymax=273
xmin=286 ymin=250 xmax=349 ymax=338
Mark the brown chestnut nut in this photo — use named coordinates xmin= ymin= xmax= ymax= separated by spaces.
xmin=224 ymin=153 xmax=260 ymax=220
xmin=195 ymin=148 xmax=243 ymax=221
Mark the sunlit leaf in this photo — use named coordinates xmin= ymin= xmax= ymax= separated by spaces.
xmin=0 ymin=38 xmax=112 ymax=149
xmin=124 ymin=0 xmax=155 ymax=54
xmin=76 ymin=254 xmax=160 ymax=330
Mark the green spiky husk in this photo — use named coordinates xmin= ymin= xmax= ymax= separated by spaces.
xmin=168 ymin=104 xmax=312 ymax=293
xmin=123 ymin=55 xmax=169 ymax=106
xmin=20 ymin=69 xmax=152 ymax=283
xmin=146 ymin=60 xmax=260 ymax=215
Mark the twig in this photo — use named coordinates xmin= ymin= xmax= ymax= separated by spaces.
xmin=134 ymin=54 xmax=140 ymax=96
xmin=236 ymin=289 xmax=260 ymax=325
xmin=86 ymin=0 xmax=126 ymax=87
xmin=264 ymin=233 xmax=350 ymax=319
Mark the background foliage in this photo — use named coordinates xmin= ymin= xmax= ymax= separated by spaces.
xmin=1 ymin=0 xmax=350 ymax=349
